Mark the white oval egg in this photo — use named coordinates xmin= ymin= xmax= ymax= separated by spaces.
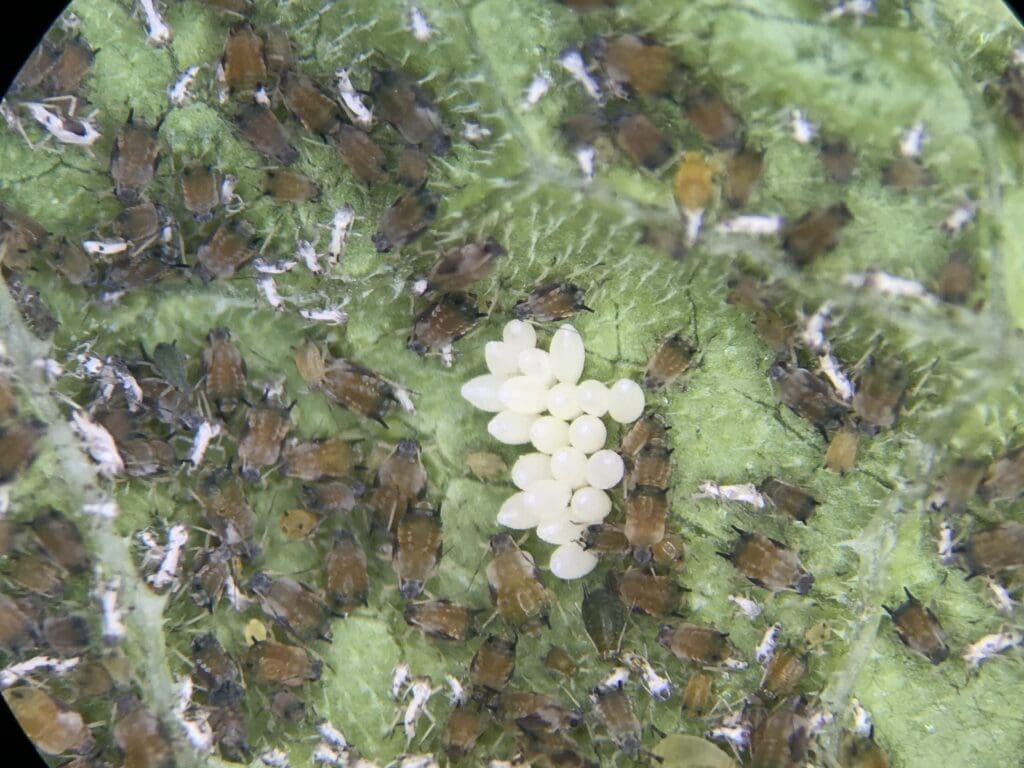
xmin=498 ymin=376 xmax=549 ymax=415
xmin=570 ymin=486 xmax=612 ymax=522
xmin=485 ymin=341 xmax=519 ymax=377
xmin=496 ymin=492 xmax=539 ymax=529
xmin=530 ymin=416 xmax=570 ymax=454
xmin=549 ymin=324 xmax=585 ymax=384
xmin=460 ymin=374 xmax=506 ymax=412
xmin=569 ymin=414 xmax=607 ymax=454
xmin=487 ymin=411 xmax=537 ymax=445
xmin=550 ymin=447 xmax=588 ymax=488
xmin=517 ymin=348 xmax=555 ymax=385
xmin=576 ymin=379 xmax=610 ymax=417
xmin=521 ymin=479 xmax=572 ymax=520
xmin=536 ymin=517 xmax=587 ymax=545
xmin=586 ymin=449 xmax=625 ymax=489
xmin=547 ymin=382 xmax=583 ymax=420
xmin=511 ymin=453 xmax=554 ymax=490
xmin=503 ymin=320 xmax=536 ymax=353
xmin=608 ymin=378 xmax=645 ymax=423
xmin=550 ymin=542 xmax=599 ymax=580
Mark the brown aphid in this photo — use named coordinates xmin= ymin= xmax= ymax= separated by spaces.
xmin=269 ymin=689 xmax=305 ymax=723
xmin=0 ymin=418 xmax=45 ymax=484
xmin=486 ymin=532 xmax=550 ymax=630
xmin=196 ymin=471 xmax=258 ymax=558
xmin=377 ymin=439 xmax=428 ymax=503
xmin=979 ymin=447 xmax=1024 ymax=503
xmin=262 ymin=26 xmax=293 ymax=73
xmin=372 ymin=188 xmax=438 ymax=253
xmin=852 ymin=357 xmax=906 ymax=432
xmin=196 ymin=219 xmax=257 ymax=280
xmin=49 ymin=238 xmax=96 ymax=285
xmin=207 ymin=703 xmax=250 ymax=761
xmin=627 ymin=443 xmax=672 ymax=490
xmin=561 ymin=111 xmax=608 ymax=146
xmin=221 ymin=23 xmax=266 ymax=93
xmin=724 ymin=146 xmax=764 ymax=208
xmin=759 ymin=647 xmax=808 ymax=700
xmin=882 ymin=156 xmax=932 ymax=190
xmin=657 ymin=623 xmax=734 ymax=666
xmin=581 ymin=523 xmax=630 ymax=557
xmin=624 ymin=486 xmax=669 ymax=564
xmin=122 ymin=436 xmax=177 ymax=477
xmin=720 ymin=528 xmax=814 ymax=594
xmin=261 ymin=168 xmax=321 ymax=203
xmin=840 ymin=731 xmax=890 ymax=768
xmin=748 ymin=695 xmax=814 ymax=768
xmin=110 ymin=112 xmax=161 ymax=205
xmin=674 ymin=152 xmax=714 ymax=212
xmin=0 ymin=594 xmax=38 ymax=652
xmin=190 ymin=545 xmax=232 ymax=610
xmin=181 ymin=164 xmax=220 ymax=222
xmin=4 ymin=687 xmax=93 ymax=756
xmin=249 ymin=572 xmax=332 ymax=642
xmin=336 ymin=124 xmax=388 ymax=185
xmin=644 ymin=334 xmax=696 ymax=390
xmin=499 ymin=691 xmax=583 ymax=735
xmin=935 ymin=251 xmax=975 ymax=305
xmin=304 ymin=479 xmax=364 ymax=515
xmin=371 ymin=68 xmax=450 ymax=155
xmin=408 ymin=292 xmax=482 ymax=356
xmin=444 ymin=705 xmax=487 ymax=757
xmin=101 ymin=254 xmax=179 ymax=294
xmin=418 ymin=238 xmax=506 ymax=296
xmin=590 ymin=686 xmax=643 ymax=758
xmin=32 ymin=507 xmax=89 ymax=574
xmin=111 ymin=199 xmax=162 ymax=244
xmin=398 ymin=146 xmax=430 ymax=188
xmin=544 ymin=646 xmax=577 ymax=677
xmin=825 ymin=427 xmax=858 ymax=474
xmin=244 ymin=640 xmax=322 ymax=686
xmin=513 ymin=283 xmax=590 ymax=322
xmin=201 ymin=328 xmax=246 ymax=411
xmin=393 ymin=503 xmax=443 ymax=599
xmin=620 ymin=412 xmax=668 ymax=457
xmin=325 ymin=529 xmax=369 ymax=614
xmin=320 ymin=356 xmax=402 ymax=425
xmin=282 ymin=437 xmax=356 ymax=481
xmin=883 ymin=588 xmax=948 ymax=664
xmin=781 ymin=202 xmax=854 ymax=266
xmin=651 ymin=532 xmax=686 ymax=571
xmin=466 ymin=451 xmax=507 ymax=480
xmin=0 ymin=203 xmax=49 ymax=269
xmin=45 ymin=36 xmax=95 ymax=95
xmin=280 ymin=72 xmax=339 ymax=135
xmin=615 ymin=569 xmax=682 ymax=616
xmin=594 ymin=34 xmax=675 ymax=96
xmin=954 ymin=520 xmax=1024 ymax=578
xmin=684 ymin=89 xmax=742 ymax=149
xmin=404 ymin=599 xmax=474 ymax=641
xmin=237 ymin=103 xmax=298 ymax=165
xmin=8 ymin=552 xmax=66 ymax=596
xmin=73 ymin=659 xmax=114 ymax=697
xmin=279 ymin=507 xmax=320 ymax=539
xmin=470 ymin=635 xmax=516 ymax=694
xmin=10 ymin=40 xmax=58 ymax=94
xmin=758 ymin=478 xmax=817 ymax=523
xmin=192 ymin=633 xmax=243 ymax=705
xmin=767 ymin=362 xmax=845 ymax=435
xmin=238 ymin=403 xmax=291 ymax=481
xmin=114 ymin=699 xmax=175 ymax=768
xmin=614 ymin=113 xmax=673 ymax=170
xmin=581 ymin=586 xmax=627 ymax=658
xmin=819 ymin=137 xmax=857 ymax=184
xmin=680 ymin=671 xmax=713 ymax=715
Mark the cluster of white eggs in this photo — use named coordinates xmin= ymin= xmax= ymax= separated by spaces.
xmin=461 ymin=320 xmax=646 ymax=580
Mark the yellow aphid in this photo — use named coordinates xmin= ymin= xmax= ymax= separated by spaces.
xmin=674 ymin=152 xmax=714 ymax=212
xmin=280 ymin=508 xmax=319 ymax=539
xmin=244 ymin=618 xmax=268 ymax=645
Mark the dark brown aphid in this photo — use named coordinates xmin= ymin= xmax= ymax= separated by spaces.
xmin=883 ymin=588 xmax=948 ymax=664
xmin=201 ymin=328 xmax=246 ymax=411
xmin=6 ymin=274 xmax=57 ymax=337
xmin=269 ymin=689 xmax=305 ymax=723
xmin=614 ymin=113 xmax=672 ymax=170
xmin=101 ymin=254 xmax=179 ymax=294
xmin=486 ymin=532 xmax=550 ymax=630
xmin=237 ymin=103 xmax=298 ymax=165
xmin=190 ymin=546 xmax=232 ymax=611
xmin=620 ymin=412 xmax=668 ymax=458
xmin=979 ymin=447 xmax=1024 ymax=503
xmin=627 ymin=443 xmax=672 ymax=490
xmin=825 ymin=427 xmax=858 ymax=474
xmin=372 ymin=188 xmax=438 ymax=252
xmin=111 ymin=199 xmax=162 ymax=244
xmin=931 ymin=458 xmax=984 ymax=515
xmin=45 ymin=36 xmax=94 ymax=95
xmin=261 ymin=168 xmax=321 ymax=203
xmin=781 ymin=202 xmax=854 ymax=266
xmin=408 ymin=292 xmax=482 ymax=356
xmin=882 ymin=157 xmax=932 ymax=190
xmin=196 ymin=219 xmax=257 ymax=280
xmin=954 ymin=520 xmax=1024 ymax=578
xmin=42 ymin=614 xmax=89 ymax=652
xmin=244 ymin=640 xmax=322 ymax=686
xmin=280 ymin=507 xmax=319 ymax=539
xmin=561 ymin=111 xmax=608 ymax=146
xmin=615 ymin=569 xmax=682 ymax=617
xmin=443 ymin=706 xmax=487 ymax=757
xmin=544 ymin=646 xmax=577 ymax=677
xmin=8 ymin=552 xmax=66 ymax=596
xmin=0 ymin=418 xmax=44 ymax=484
xmin=237 ymin=403 xmax=291 ymax=481
xmin=32 ymin=507 xmax=89 ymax=574
xmin=393 ymin=503 xmax=443 ymax=599
xmin=581 ymin=523 xmax=630 ymax=557
xmin=819 ymin=137 xmax=857 ymax=184
xmin=758 ymin=477 xmax=818 ymax=523
xmin=840 ymin=731 xmax=890 ymax=768
xmin=196 ymin=471 xmax=257 ymax=558
xmin=624 ymin=486 xmax=669 ymax=564
xmin=315 ymin=354 xmax=403 ymax=425
xmin=192 ymin=633 xmax=243 ymax=705
xmin=657 ymin=623 xmax=735 ymax=666
xmin=198 ymin=0 xmax=255 ymax=16
xmin=371 ymin=68 xmax=450 ymax=155
xmin=935 ymin=251 xmax=975 ymax=305
xmin=470 ymin=635 xmax=516 ymax=695
xmin=325 ymin=529 xmax=369 ymax=614
xmin=593 ymin=34 xmax=675 ymax=96
xmin=280 ymin=72 xmax=339 ymax=134
xmin=10 ymin=40 xmax=58 ymax=95
xmin=208 ymin=703 xmax=251 ymax=762
xmin=398 ymin=146 xmax=430 ymax=188
xmin=249 ymin=572 xmax=332 ymax=642
xmin=684 ymin=89 xmax=742 ymax=149
xmin=262 ymin=26 xmax=293 ymax=73
xmin=581 ymin=585 xmax=626 ymax=658
xmin=748 ymin=695 xmax=814 ymax=768
xmin=720 ymin=528 xmax=813 ymax=594
xmin=336 ymin=124 xmax=388 ymax=185
xmin=0 ymin=203 xmax=49 ymax=270
xmin=499 ymin=691 xmax=583 ymax=735
xmin=49 ymin=238 xmax=96 ymax=285
xmin=0 ymin=594 xmax=38 ymax=653
xmin=73 ymin=659 xmax=114 ymax=697
xmin=767 ymin=362 xmax=845 ymax=435
xmin=110 ymin=112 xmax=161 ymax=205
xmin=4 ymin=687 xmax=93 ymax=756
xmin=417 ymin=237 xmax=506 ymax=295
xmin=113 ymin=699 xmax=175 ymax=768
xmin=281 ymin=437 xmax=356 ymax=481
xmin=680 ymin=671 xmax=712 ymax=715
xmin=651 ymin=532 xmax=686 ymax=571
xmin=404 ymin=599 xmax=474 ymax=641
xmin=759 ymin=647 xmax=808 ymax=700
xmin=513 ymin=283 xmax=590 ymax=322
xmin=304 ymin=479 xmax=365 ymax=515
xmin=724 ymin=146 xmax=764 ymax=207
xmin=590 ymin=686 xmax=643 ymax=758
xmin=644 ymin=334 xmax=696 ymax=390
xmin=852 ymin=357 xmax=906 ymax=432
xmin=181 ymin=163 xmax=220 ymax=222
xmin=221 ymin=23 xmax=266 ymax=93
xmin=121 ymin=436 xmax=176 ymax=477
xmin=377 ymin=439 xmax=428 ymax=505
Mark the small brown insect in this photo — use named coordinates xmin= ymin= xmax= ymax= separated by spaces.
xmin=499 ymin=691 xmax=583 ymax=735
xmin=201 ymin=328 xmax=247 ymax=412
xmin=237 ymin=103 xmax=299 ymax=165
xmin=110 ymin=111 xmax=161 ymax=205
xmin=121 ymin=436 xmax=176 ymax=477
xmin=0 ymin=418 xmax=44 ymax=484
xmin=614 ymin=569 xmax=682 ymax=617
xmin=315 ymin=355 xmax=402 ymax=425
xmin=190 ymin=545 xmax=232 ymax=611
xmin=244 ymin=640 xmax=322 ymax=686
xmin=644 ymin=334 xmax=696 ymax=390
xmin=626 ymin=442 xmax=672 ymax=491
xmin=819 ymin=137 xmax=857 ymax=184
xmin=882 ymin=157 xmax=932 ymax=190
xmin=748 ymin=695 xmax=815 ymax=768
xmin=614 ymin=113 xmax=673 ymax=170
xmin=466 ymin=451 xmax=507 ymax=480
xmin=935 ymin=251 xmax=975 ymax=305
xmin=561 ymin=111 xmax=608 ymax=146
xmin=237 ymin=403 xmax=291 ymax=481
xmin=593 ymin=34 xmax=675 ymax=96
xmin=45 ymin=36 xmax=95 ymax=96
xmin=393 ymin=503 xmax=443 ymax=599
xmin=8 ymin=552 xmax=66 ymax=596
xmin=192 ymin=633 xmax=244 ymax=705
xmin=325 ymin=529 xmax=369 ymax=614
xmin=767 ymin=362 xmax=845 ymax=436
xmin=280 ymin=72 xmax=340 ymax=135
xmin=221 ymin=23 xmax=266 ymax=93
xmin=208 ymin=703 xmax=251 ymax=762
xmin=513 ymin=283 xmax=590 ymax=322
xmin=680 ymin=671 xmax=712 ymax=715
xmin=684 ymin=89 xmax=742 ymax=149
xmin=269 ymin=689 xmax=305 ymax=723
xmin=657 ymin=623 xmax=735 ymax=666
xmin=377 ymin=439 xmax=428 ymax=503
xmin=110 ymin=197 xmax=160 ymax=244
xmin=580 ymin=523 xmax=630 ymax=557
xmin=590 ymin=686 xmax=643 ymax=758
xmin=372 ymin=188 xmax=438 ymax=253
xmin=883 ymin=588 xmax=948 ymax=664
xmin=825 ymin=427 xmax=858 ymax=475
xmin=0 ymin=594 xmax=38 ymax=653
xmin=720 ymin=528 xmax=813 ymax=594
xmin=417 ymin=237 xmax=506 ymax=295
xmin=651 ymin=532 xmax=686 ymax=571
xmin=408 ymin=292 xmax=482 ymax=356
xmin=196 ymin=470 xmax=258 ymax=558
xmin=398 ymin=146 xmax=430 ymax=188
xmin=73 ymin=659 xmax=115 ymax=697
xmin=101 ymin=254 xmax=179 ymax=294
xmin=281 ymin=437 xmax=356 ymax=481
xmin=304 ymin=479 xmax=365 ymax=515
xmin=759 ymin=647 xmax=808 ymax=700
xmin=852 ymin=356 xmax=906 ymax=432
xmin=404 ymin=599 xmax=474 ymax=641
xmin=840 ymin=731 xmax=890 ymax=768
xmin=42 ymin=614 xmax=90 ymax=652
xmin=581 ymin=585 xmax=626 ymax=658
xmin=758 ymin=477 xmax=818 ymax=523
xmin=781 ymin=202 xmax=854 ymax=266
xmin=262 ymin=26 xmax=293 ymax=73
xmin=49 ymin=238 xmax=96 ymax=285
xmin=486 ymin=532 xmax=550 ymax=630
xmin=620 ymin=412 xmax=668 ymax=458
xmin=4 ymin=687 xmax=93 ymax=756
xmin=640 ymin=223 xmax=687 ymax=261
xmin=198 ymin=0 xmax=255 ymax=15
xmin=279 ymin=507 xmax=320 ymax=539
xmin=196 ymin=219 xmax=257 ymax=280
xmin=336 ymin=124 xmax=388 ymax=185
xmin=261 ymin=168 xmax=321 ymax=203
xmin=179 ymin=163 xmax=220 ymax=223
xmin=470 ymin=635 xmax=516 ymax=695
xmin=371 ymin=68 xmax=450 ymax=155
xmin=0 ymin=203 xmax=49 ymax=270
xmin=544 ymin=646 xmax=577 ymax=678
xmin=443 ymin=706 xmax=487 ymax=757
xmin=32 ymin=507 xmax=89 ymax=574
xmin=674 ymin=152 xmax=714 ymax=213
xmin=724 ymin=146 xmax=764 ymax=208
xmin=624 ymin=486 xmax=669 ymax=564
xmin=114 ymin=699 xmax=175 ymax=768
xmin=954 ymin=520 xmax=1024 ymax=578
xmin=249 ymin=572 xmax=332 ymax=642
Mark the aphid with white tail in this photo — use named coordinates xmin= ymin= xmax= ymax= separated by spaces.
xmin=850 ymin=698 xmax=873 ymax=738
xmin=521 ymin=73 xmax=552 ymax=110
xmin=408 ymin=7 xmax=433 ymax=41
xmin=71 ymin=410 xmax=124 ymax=476
xmin=335 ymin=69 xmax=373 ymax=130
xmin=173 ymin=676 xmax=214 ymax=752
xmin=169 ymin=65 xmax=200 ymax=106
xmin=98 ymin=577 xmax=127 ymax=645
xmin=755 ymin=623 xmax=782 ymax=665
xmin=714 ymin=215 xmax=783 ymax=237
xmin=148 ymin=524 xmax=188 ymax=590
xmin=83 ymin=497 xmax=119 ymax=519
xmin=696 ymin=481 xmax=765 ymax=509
xmin=574 ymin=145 xmax=596 ymax=186
xmin=0 ymin=655 xmax=80 ymax=689
xmin=963 ymin=630 xmax=1023 ymax=670
xmin=558 ymin=47 xmax=602 ymax=102
xmin=986 ymin=578 xmax=1017 ymax=615
xmin=326 ymin=205 xmax=356 ymax=264
xmin=620 ymin=652 xmax=673 ymax=700
xmin=138 ymin=0 xmax=172 ymax=45
xmin=21 ymin=101 xmax=102 ymax=147
xmin=728 ymin=594 xmax=762 ymax=619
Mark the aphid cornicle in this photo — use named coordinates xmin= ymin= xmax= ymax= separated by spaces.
xmin=236 ymin=103 xmax=299 ymax=165
xmin=614 ymin=113 xmax=673 ymax=170
xmin=486 ymin=532 xmax=550 ymax=630
xmin=418 ymin=237 xmax=506 ymax=295
xmin=759 ymin=647 xmax=808 ymax=700
xmin=499 ymin=692 xmax=583 ymax=735
xmin=408 ymin=292 xmax=483 ymax=356
xmin=954 ymin=520 xmax=1024 ymax=578
xmin=592 ymin=33 xmax=675 ymax=96
xmin=244 ymin=640 xmax=323 ymax=686
xmin=819 ymin=136 xmax=857 ymax=184
xmin=657 ymin=623 xmax=735 ymax=666
xmin=4 ymin=687 xmax=94 ymax=756
xmin=237 ymin=402 xmax=292 ymax=481
xmin=280 ymin=72 xmax=340 ymax=135
xmin=0 ymin=594 xmax=38 ymax=653
xmin=110 ymin=111 xmax=161 ymax=205
xmin=261 ymin=168 xmax=321 ymax=203
xmin=336 ymin=124 xmax=388 ymax=185
xmin=680 ymin=670 xmax=712 ymax=715
xmin=221 ymin=23 xmax=266 ymax=93
xmin=615 ymin=569 xmax=683 ymax=617
xmin=781 ymin=202 xmax=854 ymax=266
xmin=403 ymin=599 xmax=474 ymax=641
xmin=590 ymin=686 xmax=644 ymax=758
xmin=114 ymin=699 xmax=175 ymax=768
xmin=624 ymin=486 xmax=669 ymax=564
xmin=758 ymin=477 xmax=818 ymax=523
xmin=196 ymin=219 xmax=257 ymax=280
xmin=748 ymin=695 xmax=814 ymax=768
xmin=684 ymin=88 xmax=742 ymax=149
xmin=720 ymin=528 xmax=814 ymax=595
xmin=767 ymin=361 xmax=845 ymax=435
xmin=201 ymin=327 xmax=247 ymax=412
xmin=42 ymin=614 xmax=90 ymax=652
xmin=31 ymin=507 xmax=89 ymax=574
xmin=582 ymin=585 xmax=627 ymax=658
xmin=724 ymin=146 xmax=764 ymax=208
xmin=196 ymin=470 xmax=258 ymax=558
xmin=192 ymin=633 xmax=244 ymax=705
xmin=644 ymin=334 xmax=696 ymax=390
xmin=443 ymin=705 xmax=487 ymax=757
xmin=372 ymin=188 xmax=438 ymax=253
xmin=513 ymin=283 xmax=590 ymax=322
xmin=249 ymin=572 xmax=333 ymax=642
xmin=883 ymin=588 xmax=948 ymax=664
xmin=852 ymin=356 xmax=906 ymax=432
xmin=325 ymin=529 xmax=369 ymax=614
xmin=370 ymin=68 xmax=450 ymax=155
xmin=393 ymin=503 xmax=443 ymax=599
xmin=281 ymin=437 xmax=356 ymax=481
xmin=470 ymin=635 xmax=516 ymax=695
